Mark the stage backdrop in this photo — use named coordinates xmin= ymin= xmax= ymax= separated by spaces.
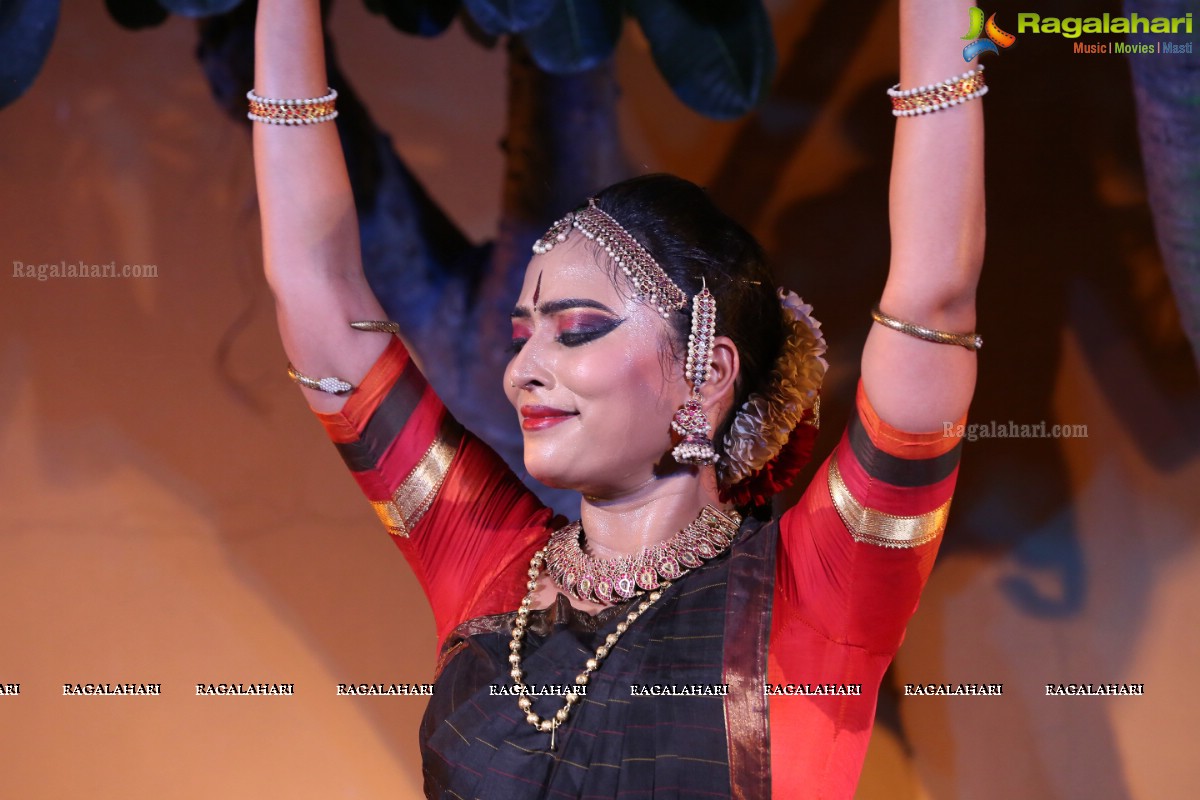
xmin=1 ymin=1 xmax=1197 ymax=798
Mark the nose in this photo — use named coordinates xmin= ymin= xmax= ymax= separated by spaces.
xmin=506 ymin=333 xmax=554 ymax=393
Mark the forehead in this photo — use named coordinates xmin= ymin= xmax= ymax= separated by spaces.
xmin=518 ymin=235 xmax=632 ymax=310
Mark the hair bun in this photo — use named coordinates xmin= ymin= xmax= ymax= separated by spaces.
xmin=717 ymin=290 xmax=828 ymax=501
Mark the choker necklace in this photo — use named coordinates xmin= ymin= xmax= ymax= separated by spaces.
xmin=544 ymin=505 xmax=742 ymax=605
xmin=508 ymin=504 xmax=741 ymax=750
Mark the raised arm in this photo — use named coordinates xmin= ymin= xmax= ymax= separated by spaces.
xmin=861 ymin=0 xmax=985 ymax=429
xmin=253 ymin=0 xmax=389 ymax=413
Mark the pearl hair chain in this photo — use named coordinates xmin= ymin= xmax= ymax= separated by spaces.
xmin=532 ymin=199 xmax=687 ymax=318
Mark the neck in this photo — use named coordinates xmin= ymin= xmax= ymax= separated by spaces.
xmin=576 ymin=469 xmax=730 ymax=558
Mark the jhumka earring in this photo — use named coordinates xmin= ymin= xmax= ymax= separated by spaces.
xmin=671 ymin=282 xmax=719 ymax=466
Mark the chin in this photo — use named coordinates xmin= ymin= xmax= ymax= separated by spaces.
xmin=523 ymin=457 xmax=577 ymax=492
xmin=523 ymin=447 xmax=614 ymax=494
xmin=522 ymin=447 xmax=563 ymax=486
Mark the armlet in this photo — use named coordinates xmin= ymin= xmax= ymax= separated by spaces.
xmin=826 ymin=453 xmax=950 ymax=548
xmin=371 ymin=418 xmax=464 ymax=538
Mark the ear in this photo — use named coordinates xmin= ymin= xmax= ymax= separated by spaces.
xmin=700 ymin=335 xmax=739 ymax=420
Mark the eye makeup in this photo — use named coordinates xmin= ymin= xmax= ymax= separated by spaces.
xmin=554 ymin=314 xmax=623 ymax=347
xmin=509 ymin=298 xmax=624 ymax=353
xmin=509 ymin=320 xmax=532 ymax=354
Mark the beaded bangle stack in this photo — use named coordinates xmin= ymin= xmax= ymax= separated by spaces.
xmin=887 ymin=66 xmax=987 ymax=117
xmin=247 ymin=87 xmax=338 ymax=125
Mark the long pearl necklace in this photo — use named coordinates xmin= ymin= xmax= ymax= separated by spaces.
xmin=508 ymin=505 xmax=741 ymax=750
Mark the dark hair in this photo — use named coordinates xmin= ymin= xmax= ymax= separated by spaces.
xmin=591 ymin=174 xmax=785 ymax=456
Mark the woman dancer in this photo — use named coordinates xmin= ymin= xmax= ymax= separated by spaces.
xmin=250 ymin=0 xmax=984 ymax=795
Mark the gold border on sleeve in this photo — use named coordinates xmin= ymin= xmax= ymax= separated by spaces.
xmin=827 ymin=454 xmax=950 ymax=548
xmin=371 ymin=420 xmax=463 ymax=538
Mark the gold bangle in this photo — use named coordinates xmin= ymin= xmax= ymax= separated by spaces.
xmin=286 ymin=363 xmax=355 ymax=395
xmin=871 ymin=305 xmax=982 ymax=350
xmin=349 ymin=320 xmax=400 ymax=334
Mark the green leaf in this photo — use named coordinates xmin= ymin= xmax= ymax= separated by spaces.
xmin=628 ymin=0 xmax=776 ymax=119
xmin=364 ymin=0 xmax=461 ymax=37
xmin=157 ymin=0 xmax=245 ymax=17
xmin=0 ymin=0 xmax=60 ymax=109
xmin=520 ymin=0 xmax=622 ymax=74
xmin=104 ymin=0 xmax=170 ymax=30
xmin=463 ymin=0 xmax=556 ymax=35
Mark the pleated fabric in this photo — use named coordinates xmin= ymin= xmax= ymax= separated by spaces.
xmin=420 ymin=518 xmax=777 ymax=800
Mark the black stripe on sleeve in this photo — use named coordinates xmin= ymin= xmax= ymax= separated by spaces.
xmin=334 ymin=360 xmax=425 ymax=473
xmin=847 ymin=408 xmax=962 ymax=488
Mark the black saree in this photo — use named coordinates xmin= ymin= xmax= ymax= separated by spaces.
xmin=419 ymin=517 xmax=778 ymax=799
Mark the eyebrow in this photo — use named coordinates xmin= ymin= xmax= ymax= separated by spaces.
xmin=510 ymin=298 xmax=617 ymax=319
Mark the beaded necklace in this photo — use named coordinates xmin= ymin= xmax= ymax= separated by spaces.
xmin=508 ymin=505 xmax=741 ymax=749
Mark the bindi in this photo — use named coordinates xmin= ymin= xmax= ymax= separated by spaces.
xmin=532 ymin=270 xmax=543 ymax=307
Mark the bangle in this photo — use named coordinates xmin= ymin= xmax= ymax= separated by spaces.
xmin=887 ymin=66 xmax=987 ymax=117
xmin=349 ymin=320 xmax=400 ymax=334
xmin=871 ymin=306 xmax=982 ymax=350
xmin=247 ymin=87 xmax=338 ymax=126
xmin=285 ymin=321 xmax=397 ymax=394
xmin=287 ymin=363 xmax=355 ymax=395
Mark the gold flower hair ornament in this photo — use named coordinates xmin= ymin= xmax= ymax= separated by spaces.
xmin=718 ymin=289 xmax=828 ymax=494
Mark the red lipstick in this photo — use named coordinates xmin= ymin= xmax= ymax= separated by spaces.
xmin=520 ymin=405 xmax=577 ymax=431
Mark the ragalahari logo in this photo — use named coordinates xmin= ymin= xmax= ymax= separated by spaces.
xmin=963 ymin=7 xmax=1017 ymax=60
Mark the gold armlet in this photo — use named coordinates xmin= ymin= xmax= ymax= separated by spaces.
xmin=827 ymin=454 xmax=950 ymax=548
xmin=871 ymin=306 xmax=982 ymax=351
xmin=371 ymin=421 xmax=463 ymax=538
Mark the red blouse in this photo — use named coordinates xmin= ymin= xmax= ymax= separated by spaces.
xmin=315 ymin=337 xmax=962 ymax=799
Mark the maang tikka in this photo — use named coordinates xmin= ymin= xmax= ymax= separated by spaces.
xmin=672 ymin=281 xmax=719 ymax=466
xmin=532 ymin=198 xmax=687 ymax=318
